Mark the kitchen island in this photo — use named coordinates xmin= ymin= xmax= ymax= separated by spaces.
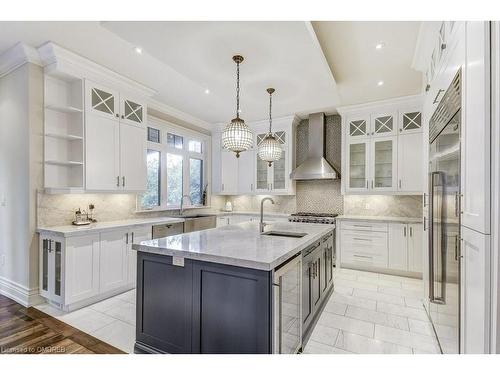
xmin=132 ymin=221 xmax=335 ymax=354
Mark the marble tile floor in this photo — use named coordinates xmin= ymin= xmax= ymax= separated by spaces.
xmin=303 ymin=268 xmax=445 ymax=354
xmin=35 ymin=289 xmax=136 ymax=353
xmin=34 ymin=268 xmax=444 ymax=354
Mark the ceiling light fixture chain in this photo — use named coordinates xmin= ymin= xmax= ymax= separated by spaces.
xmin=221 ymin=55 xmax=253 ymax=158
xmin=258 ymin=87 xmax=282 ymax=167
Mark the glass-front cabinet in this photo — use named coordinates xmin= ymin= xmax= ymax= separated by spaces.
xmin=40 ymin=236 xmax=64 ymax=305
xmin=371 ymin=136 xmax=397 ymax=191
xmin=346 ymin=140 xmax=369 ymax=192
xmin=255 ymin=130 xmax=289 ymax=194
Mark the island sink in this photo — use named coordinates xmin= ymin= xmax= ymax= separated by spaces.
xmin=261 ymin=230 xmax=307 ymax=238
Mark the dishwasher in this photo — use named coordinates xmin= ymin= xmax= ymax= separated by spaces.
xmin=152 ymin=222 xmax=184 ymax=239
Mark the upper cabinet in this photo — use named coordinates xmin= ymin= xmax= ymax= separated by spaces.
xmin=39 ymin=42 xmax=155 ymax=194
xmin=339 ymin=96 xmax=423 ymax=195
xmin=85 ymin=80 xmax=147 ymax=192
xmin=212 ymin=116 xmax=297 ymax=196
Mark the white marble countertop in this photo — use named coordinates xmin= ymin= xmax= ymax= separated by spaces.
xmin=337 ymin=215 xmax=422 ymax=223
xmin=133 ymin=221 xmax=334 ymax=271
xmin=37 ymin=217 xmax=186 ymax=237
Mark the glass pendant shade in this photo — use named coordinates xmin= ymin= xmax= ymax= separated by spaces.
xmin=222 ymin=117 xmax=253 ymax=158
xmin=222 ymin=55 xmax=253 ymax=158
xmin=258 ymin=133 xmax=282 ymax=166
xmin=258 ymin=87 xmax=282 ymax=166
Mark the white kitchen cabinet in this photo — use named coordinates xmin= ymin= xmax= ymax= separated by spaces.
xmin=340 ymin=220 xmax=423 ymax=276
xmin=39 ymin=236 xmax=64 ymax=305
xmin=408 ymin=224 xmax=423 ymax=273
xmin=119 ymin=123 xmax=147 ymax=191
xmin=65 ymin=234 xmax=100 ymax=305
xmin=398 ymin=132 xmax=424 ymax=192
xmin=99 ymin=229 xmax=129 ymax=293
xmin=461 ymin=21 xmax=491 ymax=235
xmin=127 ymin=226 xmax=151 ymax=287
xmin=339 ymin=96 xmax=423 ymax=195
xmin=85 ymin=79 xmax=147 ymax=192
xmin=388 ymin=223 xmax=408 ymax=270
xmin=255 ymin=130 xmax=290 ymax=194
xmin=220 ymin=151 xmax=239 ymax=194
xmin=238 ymin=150 xmax=255 ymax=193
xmin=371 ymin=111 xmax=397 ymax=137
xmin=461 ymin=226 xmax=491 ymax=353
xmin=346 ymin=140 xmax=370 ymax=192
xmin=86 ymin=113 xmax=120 ymax=191
xmin=86 ymin=80 xmax=119 ymax=121
xmin=370 ymin=136 xmax=398 ymax=192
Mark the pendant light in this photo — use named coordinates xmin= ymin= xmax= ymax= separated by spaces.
xmin=258 ymin=88 xmax=282 ymax=167
xmin=222 ymin=55 xmax=253 ymax=158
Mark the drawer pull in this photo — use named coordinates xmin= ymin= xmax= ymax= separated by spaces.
xmin=353 ymin=237 xmax=372 ymax=241
xmin=353 ymin=224 xmax=372 ymax=228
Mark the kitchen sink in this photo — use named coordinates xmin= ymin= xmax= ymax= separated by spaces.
xmin=261 ymin=231 xmax=307 ymax=238
xmin=181 ymin=214 xmax=217 ymax=233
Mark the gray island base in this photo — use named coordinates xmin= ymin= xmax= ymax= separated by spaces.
xmin=132 ymin=221 xmax=335 ymax=354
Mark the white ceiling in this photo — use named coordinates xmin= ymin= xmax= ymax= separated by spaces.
xmin=0 ymin=21 xmax=340 ymax=125
xmin=312 ymin=21 xmax=423 ymax=106
xmin=0 ymin=21 xmax=423 ymax=125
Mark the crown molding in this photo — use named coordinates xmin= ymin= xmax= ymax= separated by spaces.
xmin=0 ymin=42 xmax=42 ymax=78
xmin=336 ymin=94 xmax=424 ymax=116
xmin=148 ymin=97 xmax=212 ymax=132
xmin=37 ymin=41 xmax=156 ymax=98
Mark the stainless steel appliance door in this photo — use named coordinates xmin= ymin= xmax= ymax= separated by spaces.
xmin=273 ymin=254 xmax=302 ymax=354
xmin=427 ymin=112 xmax=461 ymax=353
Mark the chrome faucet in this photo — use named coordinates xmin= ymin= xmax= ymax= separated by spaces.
xmin=180 ymin=195 xmax=192 ymax=216
xmin=260 ymin=197 xmax=275 ymax=233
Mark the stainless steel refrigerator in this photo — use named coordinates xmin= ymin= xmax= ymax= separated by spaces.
xmin=426 ymin=70 xmax=461 ymax=354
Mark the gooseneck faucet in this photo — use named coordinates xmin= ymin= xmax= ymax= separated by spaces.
xmin=180 ymin=195 xmax=192 ymax=216
xmin=260 ymin=197 xmax=275 ymax=233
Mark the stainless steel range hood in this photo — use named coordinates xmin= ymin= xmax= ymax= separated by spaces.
xmin=290 ymin=112 xmax=340 ymax=180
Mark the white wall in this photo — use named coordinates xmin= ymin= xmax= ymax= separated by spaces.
xmin=0 ymin=63 xmax=44 ymax=306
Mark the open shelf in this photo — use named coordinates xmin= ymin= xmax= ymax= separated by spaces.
xmin=45 ymin=104 xmax=83 ymax=113
xmin=44 ymin=73 xmax=85 ymax=192
xmin=45 ymin=160 xmax=84 ymax=166
xmin=45 ymin=133 xmax=83 ymax=141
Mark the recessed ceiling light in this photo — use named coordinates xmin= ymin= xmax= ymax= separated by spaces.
xmin=375 ymin=42 xmax=385 ymax=50
xmin=204 ymin=89 xmax=210 ymax=94
xmin=377 ymin=80 xmax=384 ymax=86
xmin=134 ymin=46 xmax=143 ymax=55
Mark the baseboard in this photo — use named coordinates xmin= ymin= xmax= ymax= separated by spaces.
xmin=0 ymin=276 xmax=44 ymax=307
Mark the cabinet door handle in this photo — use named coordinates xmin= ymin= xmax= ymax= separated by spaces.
xmin=404 ymin=226 xmax=407 ymax=237
xmin=409 ymin=226 xmax=413 ymax=237
xmin=424 ymin=217 xmax=427 ymax=231
xmin=251 ymin=183 xmax=253 ymax=191
xmin=125 ymin=232 xmax=129 ymax=244
xmin=115 ymin=113 xmax=119 ymax=118
xmin=116 ymin=176 xmax=120 ymax=187
xmin=131 ymin=232 xmax=134 ymax=243
xmin=423 ymin=193 xmax=427 ymax=207
xmin=122 ymin=176 xmax=125 ymax=187
xmin=371 ymin=180 xmax=374 ymax=189
xmin=121 ymin=115 xmax=124 ymax=119
xmin=399 ymin=179 xmax=402 ymax=189
xmin=366 ymin=180 xmax=368 ymax=189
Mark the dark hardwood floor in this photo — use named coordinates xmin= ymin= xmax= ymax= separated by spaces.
xmin=0 ymin=294 xmax=124 ymax=354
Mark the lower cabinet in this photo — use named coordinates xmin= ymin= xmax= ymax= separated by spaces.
xmin=460 ymin=226 xmax=491 ymax=353
xmin=39 ymin=224 xmax=152 ymax=311
xmin=339 ymin=220 xmax=423 ymax=276
xmin=302 ymin=232 xmax=335 ymax=338
xmin=135 ymin=253 xmax=271 ymax=354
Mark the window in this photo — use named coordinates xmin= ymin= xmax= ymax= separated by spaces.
xmin=147 ymin=127 xmax=160 ymax=143
xmin=167 ymin=153 xmax=183 ymax=205
xmin=167 ymin=133 xmax=183 ymax=149
xmin=141 ymin=150 xmax=161 ymax=208
xmin=189 ymin=158 xmax=203 ymax=204
xmin=138 ymin=118 xmax=209 ymax=211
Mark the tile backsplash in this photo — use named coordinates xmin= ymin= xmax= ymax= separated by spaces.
xmin=37 ymin=192 xmax=226 ymax=227
xmin=343 ymin=195 xmax=422 ymax=218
